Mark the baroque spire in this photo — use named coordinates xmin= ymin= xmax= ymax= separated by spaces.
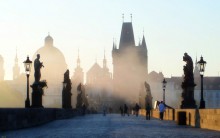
xmin=77 ymin=49 xmax=80 ymax=67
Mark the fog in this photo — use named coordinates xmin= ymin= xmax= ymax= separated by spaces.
xmin=112 ymin=46 xmax=147 ymax=104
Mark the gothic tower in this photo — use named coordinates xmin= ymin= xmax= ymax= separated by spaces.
xmin=13 ymin=49 xmax=20 ymax=80
xmin=72 ymin=50 xmax=84 ymax=84
xmin=71 ymin=50 xmax=84 ymax=108
xmin=112 ymin=21 xmax=148 ymax=104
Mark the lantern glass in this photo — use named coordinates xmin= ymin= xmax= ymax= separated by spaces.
xmin=162 ymin=78 xmax=167 ymax=89
xmin=23 ymin=56 xmax=32 ymax=75
xmin=197 ymin=56 xmax=207 ymax=75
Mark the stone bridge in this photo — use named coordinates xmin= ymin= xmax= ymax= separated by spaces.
xmin=2 ymin=114 xmax=220 ymax=138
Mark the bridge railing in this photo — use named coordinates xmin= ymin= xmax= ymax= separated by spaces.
xmin=140 ymin=108 xmax=220 ymax=131
xmin=0 ymin=108 xmax=82 ymax=131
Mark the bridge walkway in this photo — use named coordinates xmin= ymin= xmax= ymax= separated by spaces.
xmin=2 ymin=114 xmax=220 ymax=138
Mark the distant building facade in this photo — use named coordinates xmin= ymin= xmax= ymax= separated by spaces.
xmin=112 ymin=21 xmax=148 ymax=104
xmin=86 ymin=53 xmax=113 ymax=110
xmin=147 ymin=59 xmax=220 ymax=109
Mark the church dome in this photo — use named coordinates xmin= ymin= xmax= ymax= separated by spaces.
xmin=45 ymin=35 xmax=53 ymax=41
xmin=32 ymin=34 xmax=68 ymax=94
xmin=44 ymin=34 xmax=53 ymax=47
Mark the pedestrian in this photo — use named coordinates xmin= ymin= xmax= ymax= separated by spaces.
xmin=135 ymin=103 xmax=140 ymax=117
xmin=119 ymin=106 xmax=123 ymax=116
xmin=124 ymin=104 xmax=129 ymax=116
xmin=109 ymin=107 xmax=112 ymax=114
xmin=82 ymin=104 xmax=86 ymax=116
xmin=103 ymin=105 xmax=107 ymax=116
xmin=158 ymin=101 xmax=166 ymax=120
xmin=146 ymin=103 xmax=151 ymax=120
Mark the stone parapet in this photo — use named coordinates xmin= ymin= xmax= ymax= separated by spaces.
xmin=0 ymin=108 xmax=81 ymax=131
xmin=140 ymin=108 xmax=220 ymax=131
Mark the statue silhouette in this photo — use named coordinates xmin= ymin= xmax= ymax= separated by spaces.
xmin=34 ymin=54 xmax=44 ymax=82
xmin=31 ymin=54 xmax=46 ymax=108
xmin=181 ymin=52 xmax=196 ymax=108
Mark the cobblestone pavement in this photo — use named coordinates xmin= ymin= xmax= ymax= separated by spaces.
xmin=2 ymin=114 xmax=220 ymax=138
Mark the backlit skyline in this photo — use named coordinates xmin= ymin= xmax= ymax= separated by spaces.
xmin=0 ymin=0 xmax=220 ymax=80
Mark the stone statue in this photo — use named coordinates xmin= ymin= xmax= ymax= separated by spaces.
xmin=62 ymin=69 xmax=72 ymax=109
xmin=34 ymin=54 xmax=44 ymax=82
xmin=31 ymin=54 xmax=47 ymax=108
xmin=64 ymin=69 xmax=69 ymax=82
xmin=181 ymin=53 xmax=196 ymax=108
xmin=76 ymin=83 xmax=88 ymax=109
xmin=182 ymin=53 xmax=194 ymax=85
xmin=144 ymin=81 xmax=152 ymax=108
xmin=76 ymin=83 xmax=83 ymax=108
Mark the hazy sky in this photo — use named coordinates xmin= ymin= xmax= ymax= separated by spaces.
xmin=0 ymin=0 xmax=220 ymax=80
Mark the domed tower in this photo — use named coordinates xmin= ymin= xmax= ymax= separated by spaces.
xmin=0 ymin=55 xmax=4 ymax=81
xmin=32 ymin=34 xmax=68 ymax=107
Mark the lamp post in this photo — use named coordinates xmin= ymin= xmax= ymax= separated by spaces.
xmin=162 ymin=78 xmax=167 ymax=103
xmin=197 ymin=56 xmax=207 ymax=109
xmin=23 ymin=56 xmax=32 ymax=108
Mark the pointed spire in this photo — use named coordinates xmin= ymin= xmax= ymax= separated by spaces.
xmin=195 ymin=56 xmax=198 ymax=65
xmin=142 ymin=35 xmax=147 ymax=49
xmin=15 ymin=47 xmax=18 ymax=63
xmin=138 ymin=37 xmax=141 ymax=46
xmin=130 ymin=14 xmax=132 ymax=22
xmin=122 ymin=14 xmax=124 ymax=23
xmin=13 ymin=47 xmax=20 ymax=80
xmin=103 ymin=49 xmax=107 ymax=68
xmin=119 ymin=22 xmax=135 ymax=49
xmin=77 ymin=48 xmax=80 ymax=67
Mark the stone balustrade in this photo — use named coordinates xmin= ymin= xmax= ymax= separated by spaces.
xmin=0 ymin=108 xmax=81 ymax=131
xmin=140 ymin=108 xmax=220 ymax=131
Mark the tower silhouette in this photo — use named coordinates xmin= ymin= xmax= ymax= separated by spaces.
xmin=13 ymin=49 xmax=20 ymax=80
xmin=112 ymin=21 xmax=148 ymax=103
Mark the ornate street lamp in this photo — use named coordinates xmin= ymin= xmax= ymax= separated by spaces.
xmin=23 ymin=56 xmax=32 ymax=108
xmin=162 ymin=78 xmax=167 ymax=103
xmin=197 ymin=56 xmax=207 ymax=109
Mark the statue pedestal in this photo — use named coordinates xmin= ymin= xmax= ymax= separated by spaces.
xmin=181 ymin=86 xmax=197 ymax=109
xmin=31 ymin=82 xmax=44 ymax=108
xmin=62 ymin=90 xmax=72 ymax=109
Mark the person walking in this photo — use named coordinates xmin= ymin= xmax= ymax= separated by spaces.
xmin=119 ymin=106 xmax=123 ymax=116
xmin=103 ymin=105 xmax=107 ymax=116
xmin=146 ymin=103 xmax=152 ymax=120
xmin=158 ymin=101 xmax=166 ymax=120
xmin=135 ymin=103 xmax=140 ymax=117
xmin=82 ymin=104 xmax=86 ymax=116
xmin=124 ymin=104 xmax=129 ymax=116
